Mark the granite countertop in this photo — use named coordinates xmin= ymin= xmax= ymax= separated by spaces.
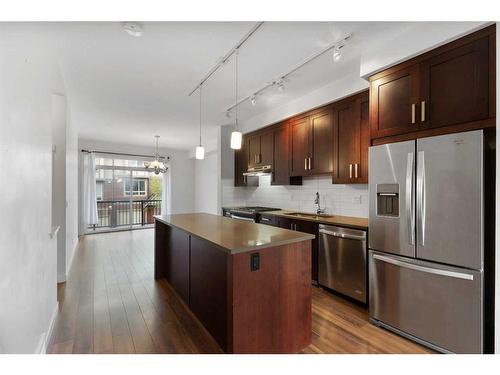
xmin=261 ymin=210 xmax=369 ymax=230
xmin=154 ymin=213 xmax=315 ymax=254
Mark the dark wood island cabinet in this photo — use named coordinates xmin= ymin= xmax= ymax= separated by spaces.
xmin=154 ymin=213 xmax=314 ymax=353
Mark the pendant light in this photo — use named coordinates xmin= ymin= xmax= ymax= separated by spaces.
xmin=145 ymin=135 xmax=167 ymax=174
xmin=230 ymin=48 xmax=242 ymax=150
xmin=195 ymin=84 xmax=205 ymax=160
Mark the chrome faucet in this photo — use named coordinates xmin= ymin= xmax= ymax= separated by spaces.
xmin=315 ymin=192 xmax=326 ymax=215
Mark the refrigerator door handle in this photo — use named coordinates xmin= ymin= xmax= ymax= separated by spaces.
xmin=417 ymin=151 xmax=426 ymax=246
xmin=372 ymin=253 xmax=474 ymax=281
xmin=406 ymin=152 xmax=415 ymax=245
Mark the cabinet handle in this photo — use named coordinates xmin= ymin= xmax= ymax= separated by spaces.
xmin=308 ymin=157 xmax=312 ymax=170
xmin=304 ymin=158 xmax=308 ymax=170
xmin=421 ymin=101 xmax=426 ymax=122
xmin=411 ymin=103 xmax=416 ymax=124
xmin=355 ymin=163 xmax=358 ymax=178
xmin=349 ymin=164 xmax=353 ymax=178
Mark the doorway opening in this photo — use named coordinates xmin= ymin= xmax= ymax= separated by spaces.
xmin=87 ymin=155 xmax=163 ymax=233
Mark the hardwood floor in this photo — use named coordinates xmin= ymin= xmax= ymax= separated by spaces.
xmin=48 ymin=229 xmax=432 ymax=354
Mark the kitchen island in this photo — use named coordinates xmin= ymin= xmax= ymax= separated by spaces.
xmin=154 ymin=213 xmax=315 ymax=354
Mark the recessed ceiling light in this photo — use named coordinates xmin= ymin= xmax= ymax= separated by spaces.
xmin=123 ymin=22 xmax=143 ymax=37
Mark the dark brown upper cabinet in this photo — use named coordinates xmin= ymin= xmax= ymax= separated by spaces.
xmin=332 ymin=91 xmax=369 ymax=184
xmin=290 ymin=108 xmax=333 ymax=177
xmin=272 ymin=123 xmax=302 ymax=186
xmin=234 ymin=137 xmax=257 ymax=187
xmin=290 ymin=116 xmax=310 ymax=176
xmin=309 ymin=109 xmax=334 ymax=175
xmin=419 ymin=36 xmax=490 ymax=129
xmin=248 ymin=131 xmax=273 ymax=168
xmin=370 ymin=24 xmax=495 ymax=143
xmin=369 ymin=65 xmax=420 ymax=138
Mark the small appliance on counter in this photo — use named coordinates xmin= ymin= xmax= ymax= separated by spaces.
xmin=222 ymin=206 xmax=280 ymax=222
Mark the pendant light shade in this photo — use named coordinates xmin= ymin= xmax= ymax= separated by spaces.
xmin=230 ymin=131 xmax=242 ymax=150
xmin=195 ymin=145 xmax=205 ymax=160
xmin=195 ymin=84 xmax=205 ymax=160
xmin=230 ymin=48 xmax=242 ymax=150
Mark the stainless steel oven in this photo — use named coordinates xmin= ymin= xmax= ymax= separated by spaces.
xmin=318 ymin=224 xmax=367 ymax=303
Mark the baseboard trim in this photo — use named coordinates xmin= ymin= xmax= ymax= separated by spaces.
xmin=39 ymin=302 xmax=59 ymax=354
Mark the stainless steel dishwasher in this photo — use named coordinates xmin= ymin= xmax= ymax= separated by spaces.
xmin=318 ymin=224 xmax=367 ymax=303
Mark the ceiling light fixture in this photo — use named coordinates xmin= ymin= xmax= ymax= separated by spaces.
xmin=250 ymin=95 xmax=257 ymax=106
xmin=225 ymin=110 xmax=231 ymax=118
xmin=230 ymin=48 xmax=242 ymax=150
xmin=333 ymin=45 xmax=343 ymax=62
xmin=224 ymin=33 xmax=352 ymax=114
xmin=195 ymin=85 xmax=205 ymax=160
xmin=122 ymin=22 xmax=143 ymax=37
xmin=276 ymin=79 xmax=285 ymax=92
xmin=145 ymin=136 xmax=167 ymax=174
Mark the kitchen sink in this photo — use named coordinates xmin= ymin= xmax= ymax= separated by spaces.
xmin=284 ymin=212 xmax=334 ymax=219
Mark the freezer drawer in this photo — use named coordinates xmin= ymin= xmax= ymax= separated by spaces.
xmin=319 ymin=225 xmax=367 ymax=303
xmin=369 ymin=250 xmax=483 ymax=353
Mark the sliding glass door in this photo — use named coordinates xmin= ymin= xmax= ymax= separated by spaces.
xmin=89 ymin=156 xmax=163 ymax=232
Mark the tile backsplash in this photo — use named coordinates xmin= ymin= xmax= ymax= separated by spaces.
xmin=222 ymin=175 xmax=369 ymax=218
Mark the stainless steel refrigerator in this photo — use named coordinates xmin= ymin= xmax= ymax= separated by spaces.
xmin=368 ymin=130 xmax=485 ymax=354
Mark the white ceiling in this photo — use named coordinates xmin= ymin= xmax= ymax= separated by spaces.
xmin=40 ymin=22 xmax=425 ymax=150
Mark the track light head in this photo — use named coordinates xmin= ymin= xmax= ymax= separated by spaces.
xmin=333 ymin=45 xmax=343 ymax=62
xmin=275 ymin=79 xmax=285 ymax=92
xmin=225 ymin=110 xmax=231 ymax=118
xmin=250 ymin=95 xmax=257 ymax=106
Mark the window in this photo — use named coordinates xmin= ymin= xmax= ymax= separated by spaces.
xmin=124 ymin=179 xmax=147 ymax=196
xmin=96 ymin=181 xmax=104 ymax=201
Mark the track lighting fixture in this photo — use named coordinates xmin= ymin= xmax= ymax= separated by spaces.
xmin=250 ymin=95 xmax=257 ymax=106
xmin=195 ymin=85 xmax=205 ymax=160
xmin=333 ymin=45 xmax=343 ymax=62
xmin=225 ymin=110 xmax=231 ymax=118
xmin=276 ymin=79 xmax=285 ymax=92
xmin=230 ymin=49 xmax=242 ymax=150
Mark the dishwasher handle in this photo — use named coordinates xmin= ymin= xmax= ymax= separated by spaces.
xmin=319 ymin=228 xmax=366 ymax=241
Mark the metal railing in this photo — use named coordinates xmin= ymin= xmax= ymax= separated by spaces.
xmin=90 ymin=199 xmax=162 ymax=230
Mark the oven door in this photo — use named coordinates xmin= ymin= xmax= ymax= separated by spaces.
xmin=229 ymin=213 xmax=255 ymax=222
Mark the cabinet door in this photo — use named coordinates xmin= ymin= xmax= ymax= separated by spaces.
xmin=358 ymin=96 xmax=370 ymax=183
xmin=419 ymin=36 xmax=490 ymax=130
xmin=333 ymin=100 xmax=357 ymax=183
xmin=290 ymin=117 xmax=310 ymax=176
xmin=370 ymin=65 xmax=420 ymax=139
xmin=259 ymin=132 xmax=273 ymax=166
xmin=292 ymin=219 xmax=319 ymax=284
xmin=248 ymin=134 xmax=261 ymax=168
xmin=333 ymin=92 xmax=369 ymax=184
xmin=310 ymin=109 xmax=333 ymax=174
xmin=272 ymin=125 xmax=289 ymax=185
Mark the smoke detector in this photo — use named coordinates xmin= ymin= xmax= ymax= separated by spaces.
xmin=123 ymin=22 xmax=143 ymax=37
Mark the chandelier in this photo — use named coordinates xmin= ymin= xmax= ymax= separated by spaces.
xmin=145 ymin=135 xmax=167 ymax=174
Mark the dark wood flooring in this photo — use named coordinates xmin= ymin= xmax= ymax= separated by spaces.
xmin=48 ymin=229 xmax=432 ymax=354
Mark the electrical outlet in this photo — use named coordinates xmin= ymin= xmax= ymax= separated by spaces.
xmin=352 ymin=195 xmax=362 ymax=204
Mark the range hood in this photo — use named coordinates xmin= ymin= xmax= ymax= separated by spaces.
xmin=243 ymin=165 xmax=272 ymax=177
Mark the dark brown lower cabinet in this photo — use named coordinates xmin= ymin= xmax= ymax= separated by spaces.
xmin=279 ymin=217 xmax=319 ymax=284
xmin=155 ymin=219 xmax=312 ymax=353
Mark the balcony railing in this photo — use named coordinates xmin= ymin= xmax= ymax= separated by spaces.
xmin=90 ymin=199 xmax=162 ymax=230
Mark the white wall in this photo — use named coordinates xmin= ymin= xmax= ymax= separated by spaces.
xmin=51 ymin=94 xmax=68 ymax=283
xmin=77 ymin=139 xmax=195 ymax=233
xmin=0 ymin=25 xmax=64 ymax=353
xmin=194 ymin=151 xmax=219 ymax=214
xmin=65 ymin=100 xmax=79 ymax=277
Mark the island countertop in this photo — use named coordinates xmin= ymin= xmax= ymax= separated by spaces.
xmin=154 ymin=213 xmax=315 ymax=254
